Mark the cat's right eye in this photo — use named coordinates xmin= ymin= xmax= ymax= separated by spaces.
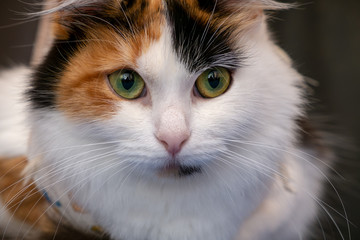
xmin=108 ymin=69 xmax=145 ymax=99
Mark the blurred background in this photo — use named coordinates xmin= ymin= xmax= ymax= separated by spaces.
xmin=0 ymin=0 xmax=359 ymax=239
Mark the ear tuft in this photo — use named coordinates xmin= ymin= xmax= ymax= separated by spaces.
xmin=220 ymin=0 xmax=292 ymax=10
xmin=38 ymin=0 xmax=107 ymax=16
xmin=34 ymin=0 xmax=111 ymax=40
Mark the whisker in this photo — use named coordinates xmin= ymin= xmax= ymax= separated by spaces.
xmin=224 ymin=139 xmax=351 ymax=237
xmin=15 ymin=153 xmax=129 ymax=238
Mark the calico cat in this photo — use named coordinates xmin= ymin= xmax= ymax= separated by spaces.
xmin=0 ymin=0 xmax=340 ymax=239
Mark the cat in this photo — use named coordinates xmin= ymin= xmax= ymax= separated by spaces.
xmin=0 ymin=0 xmax=340 ymax=239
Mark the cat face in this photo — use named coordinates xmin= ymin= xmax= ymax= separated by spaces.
xmin=29 ymin=0 xmax=301 ymax=180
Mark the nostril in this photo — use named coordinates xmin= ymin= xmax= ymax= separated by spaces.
xmin=159 ymin=139 xmax=169 ymax=149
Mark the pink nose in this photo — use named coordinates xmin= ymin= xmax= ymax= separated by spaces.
xmin=157 ymin=130 xmax=190 ymax=155
xmin=156 ymin=107 xmax=190 ymax=155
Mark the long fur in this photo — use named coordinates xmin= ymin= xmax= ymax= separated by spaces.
xmin=0 ymin=1 xmax=338 ymax=240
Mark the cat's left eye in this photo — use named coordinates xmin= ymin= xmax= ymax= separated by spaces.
xmin=195 ymin=67 xmax=231 ymax=98
xmin=108 ymin=69 xmax=145 ymax=99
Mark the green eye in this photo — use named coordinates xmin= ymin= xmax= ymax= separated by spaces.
xmin=108 ymin=69 xmax=145 ymax=99
xmin=195 ymin=67 xmax=231 ymax=98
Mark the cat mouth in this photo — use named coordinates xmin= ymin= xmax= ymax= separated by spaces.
xmin=158 ymin=164 xmax=202 ymax=178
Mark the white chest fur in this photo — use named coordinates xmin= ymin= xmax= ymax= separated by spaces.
xmin=30 ymin=128 xmax=325 ymax=240
xmin=30 ymin=134 xmax=270 ymax=240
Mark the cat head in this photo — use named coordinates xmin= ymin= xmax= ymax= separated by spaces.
xmin=28 ymin=0 xmax=302 ymax=180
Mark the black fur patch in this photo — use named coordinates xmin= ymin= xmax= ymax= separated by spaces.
xmin=197 ymin=0 xmax=217 ymax=12
xmin=28 ymin=37 xmax=80 ymax=109
xmin=165 ymin=0 xmax=243 ymax=72
xmin=120 ymin=0 xmax=135 ymax=10
xmin=179 ymin=165 xmax=202 ymax=177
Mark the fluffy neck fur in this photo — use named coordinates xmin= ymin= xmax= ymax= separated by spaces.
xmin=18 ymin=0 xmax=327 ymax=239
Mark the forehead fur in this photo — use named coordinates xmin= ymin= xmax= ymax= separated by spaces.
xmin=29 ymin=0 xmax=286 ymax=117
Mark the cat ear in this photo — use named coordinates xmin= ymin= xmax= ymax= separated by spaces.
xmin=214 ymin=0 xmax=291 ymax=24
xmin=213 ymin=0 xmax=291 ymax=32
xmin=38 ymin=0 xmax=111 ymax=40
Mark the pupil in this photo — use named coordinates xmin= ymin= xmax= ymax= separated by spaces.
xmin=121 ymin=73 xmax=135 ymax=90
xmin=208 ymin=71 xmax=220 ymax=89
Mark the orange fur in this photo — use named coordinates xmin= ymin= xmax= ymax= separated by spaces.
xmin=0 ymin=156 xmax=54 ymax=233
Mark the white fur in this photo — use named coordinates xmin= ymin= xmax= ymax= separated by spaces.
xmin=0 ymin=67 xmax=30 ymax=157
xmin=0 ymin=67 xmax=40 ymax=238
xmin=22 ymin=17 xmax=329 ymax=240
xmin=236 ymin=147 xmax=328 ymax=239
xmin=0 ymin=4 xmax=328 ymax=240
